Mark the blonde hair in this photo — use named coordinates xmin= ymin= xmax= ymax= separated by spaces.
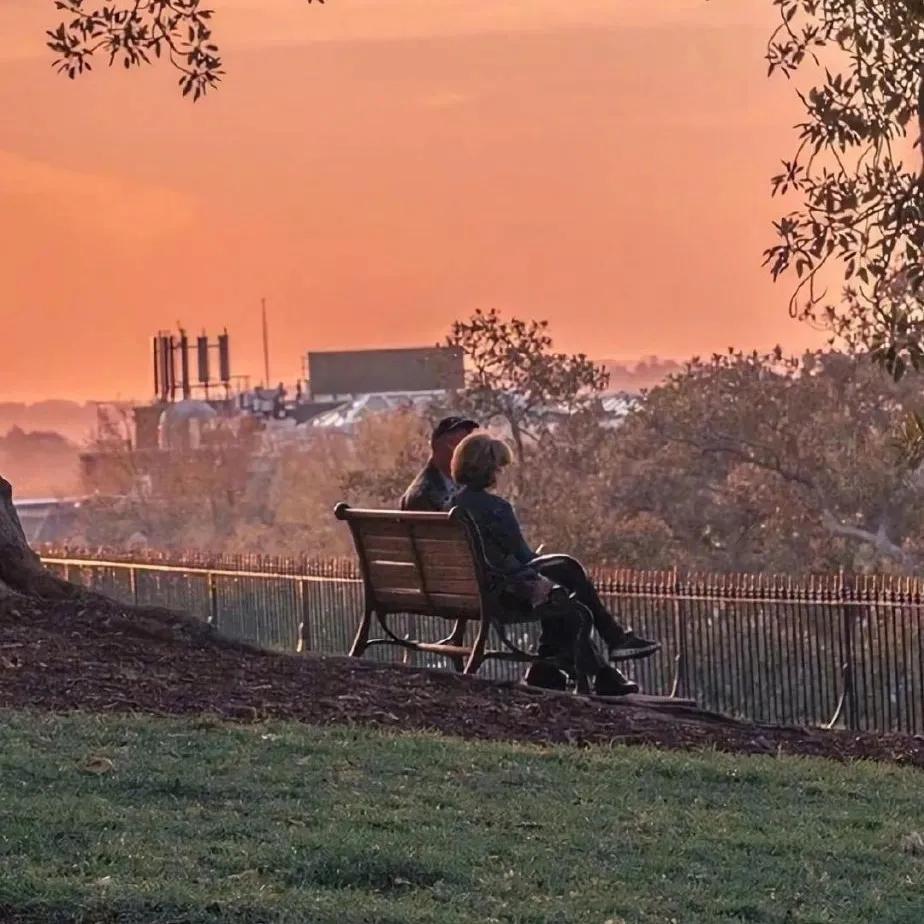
xmin=451 ymin=432 xmax=513 ymax=490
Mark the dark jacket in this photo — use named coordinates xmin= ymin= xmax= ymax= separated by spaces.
xmin=399 ymin=461 xmax=455 ymax=512
xmin=452 ymin=486 xmax=540 ymax=603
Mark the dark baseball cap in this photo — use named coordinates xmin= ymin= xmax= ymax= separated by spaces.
xmin=432 ymin=416 xmax=479 ymax=442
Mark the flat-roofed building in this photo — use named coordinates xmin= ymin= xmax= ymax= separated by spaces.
xmin=306 ymin=346 xmax=464 ymax=401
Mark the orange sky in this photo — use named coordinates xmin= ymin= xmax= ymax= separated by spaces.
xmin=0 ymin=1 xmax=824 ymax=402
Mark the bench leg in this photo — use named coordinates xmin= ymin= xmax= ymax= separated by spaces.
xmin=442 ymin=618 xmax=467 ymax=672
xmin=402 ymin=615 xmax=417 ymax=665
xmin=350 ymin=606 xmax=374 ymax=658
xmin=463 ymin=615 xmax=490 ymax=675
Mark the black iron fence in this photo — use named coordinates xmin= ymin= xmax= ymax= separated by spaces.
xmin=39 ymin=547 xmax=924 ymax=735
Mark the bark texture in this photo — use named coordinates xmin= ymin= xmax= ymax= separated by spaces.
xmin=0 ymin=476 xmax=80 ymax=599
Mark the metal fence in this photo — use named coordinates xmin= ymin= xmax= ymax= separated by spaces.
xmin=39 ymin=548 xmax=924 ymax=735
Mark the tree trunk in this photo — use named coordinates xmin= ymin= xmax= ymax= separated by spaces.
xmin=0 ymin=476 xmax=79 ymax=599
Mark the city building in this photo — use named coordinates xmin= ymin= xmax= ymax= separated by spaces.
xmin=304 ymin=346 xmax=464 ymax=402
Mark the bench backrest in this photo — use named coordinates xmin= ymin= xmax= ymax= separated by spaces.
xmin=334 ymin=504 xmax=491 ymax=618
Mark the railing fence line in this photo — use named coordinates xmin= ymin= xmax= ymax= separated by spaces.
xmin=38 ymin=547 xmax=924 ymax=735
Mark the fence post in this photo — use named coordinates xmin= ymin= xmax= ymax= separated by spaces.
xmin=129 ymin=566 xmax=138 ymax=606
xmin=843 ymin=572 xmax=859 ymax=731
xmin=826 ymin=570 xmax=857 ymax=730
xmin=669 ymin=568 xmax=688 ymax=699
xmin=296 ymin=578 xmax=311 ymax=654
xmin=207 ymin=572 xmax=219 ymax=629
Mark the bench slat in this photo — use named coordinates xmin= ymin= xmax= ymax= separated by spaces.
xmin=419 ymin=559 xmax=480 ymax=595
xmin=420 ymin=591 xmax=480 ymax=613
xmin=358 ymin=520 xmax=467 ymax=541
xmin=376 ymin=588 xmax=481 ymax=616
xmin=414 ymin=538 xmax=472 ymax=563
xmin=359 ymin=532 xmax=474 ymax=571
xmin=365 ymin=549 xmax=418 ymax=565
xmin=361 ymin=535 xmax=415 ymax=554
xmin=367 ymin=558 xmax=480 ymax=599
xmin=364 ymin=544 xmax=474 ymax=572
xmin=362 ymin=535 xmax=471 ymax=549
xmin=424 ymin=573 xmax=481 ymax=597
xmin=364 ymin=546 xmax=474 ymax=563
xmin=368 ymin=561 xmax=423 ymax=591
xmin=413 ymin=522 xmax=470 ymax=541
xmin=419 ymin=564 xmax=478 ymax=581
xmin=424 ymin=578 xmax=481 ymax=595
xmin=356 ymin=520 xmax=413 ymax=538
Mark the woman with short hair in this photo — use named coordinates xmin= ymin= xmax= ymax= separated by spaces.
xmin=450 ymin=432 xmax=641 ymax=696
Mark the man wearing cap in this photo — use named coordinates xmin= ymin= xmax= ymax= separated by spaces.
xmin=400 ymin=417 xmax=660 ymax=691
xmin=400 ymin=416 xmax=479 ymax=512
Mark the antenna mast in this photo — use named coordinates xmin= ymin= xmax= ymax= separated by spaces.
xmin=261 ymin=297 xmax=271 ymax=387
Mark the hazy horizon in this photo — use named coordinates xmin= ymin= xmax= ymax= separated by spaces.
xmin=0 ymin=353 xmax=686 ymax=410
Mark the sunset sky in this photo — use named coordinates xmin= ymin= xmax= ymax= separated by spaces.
xmin=0 ymin=0 xmax=824 ymax=402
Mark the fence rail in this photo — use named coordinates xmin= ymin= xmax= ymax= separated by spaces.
xmin=38 ymin=547 xmax=924 ymax=735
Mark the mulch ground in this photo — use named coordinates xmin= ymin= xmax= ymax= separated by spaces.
xmin=2 ymin=595 xmax=924 ymax=769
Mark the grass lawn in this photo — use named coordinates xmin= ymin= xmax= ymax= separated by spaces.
xmin=0 ymin=712 xmax=922 ymax=923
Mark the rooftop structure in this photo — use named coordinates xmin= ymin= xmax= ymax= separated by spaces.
xmin=309 ymin=391 xmax=444 ymax=430
xmin=306 ymin=346 xmax=464 ymax=401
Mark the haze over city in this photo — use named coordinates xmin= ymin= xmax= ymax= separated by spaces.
xmin=1 ymin=0 xmax=823 ymax=402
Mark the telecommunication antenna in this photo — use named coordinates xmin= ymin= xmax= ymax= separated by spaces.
xmin=152 ymin=327 xmax=231 ymax=402
xmin=261 ymin=297 xmax=271 ymax=387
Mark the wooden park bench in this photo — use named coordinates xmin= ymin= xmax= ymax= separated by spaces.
xmin=334 ymin=503 xmax=699 ymax=710
xmin=334 ymin=503 xmax=532 ymax=675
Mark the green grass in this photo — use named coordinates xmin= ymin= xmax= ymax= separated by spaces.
xmin=0 ymin=712 xmax=922 ymax=923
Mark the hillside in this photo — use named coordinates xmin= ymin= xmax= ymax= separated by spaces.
xmin=1 ymin=594 xmax=922 ymax=767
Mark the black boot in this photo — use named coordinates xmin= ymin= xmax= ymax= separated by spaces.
xmin=523 ymin=661 xmax=569 ymax=691
xmin=594 ymin=665 xmax=639 ymax=696
xmin=608 ymin=630 xmax=661 ymax=662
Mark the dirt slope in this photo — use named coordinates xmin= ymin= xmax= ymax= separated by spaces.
xmin=1 ymin=596 xmax=923 ymax=768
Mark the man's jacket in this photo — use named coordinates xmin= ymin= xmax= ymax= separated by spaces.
xmin=399 ymin=461 xmax=455 ymax=512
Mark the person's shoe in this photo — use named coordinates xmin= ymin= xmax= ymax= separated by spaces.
xmin=523 ymin=661 xmax=569 ymax=691
xmin=594 ymin=665 xmax=639 ymax=697
xmin=608 ymin=631 xmax=661 ymax=662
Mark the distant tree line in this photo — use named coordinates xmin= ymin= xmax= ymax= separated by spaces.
xmin=72 ymin=309 xmax=924 ymax=576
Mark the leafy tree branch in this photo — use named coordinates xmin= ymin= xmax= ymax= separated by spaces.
xmin=765 ymin=0 xmax=924 ymax=375
xmin=47 ymin=0 xmax=325 ymax=99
